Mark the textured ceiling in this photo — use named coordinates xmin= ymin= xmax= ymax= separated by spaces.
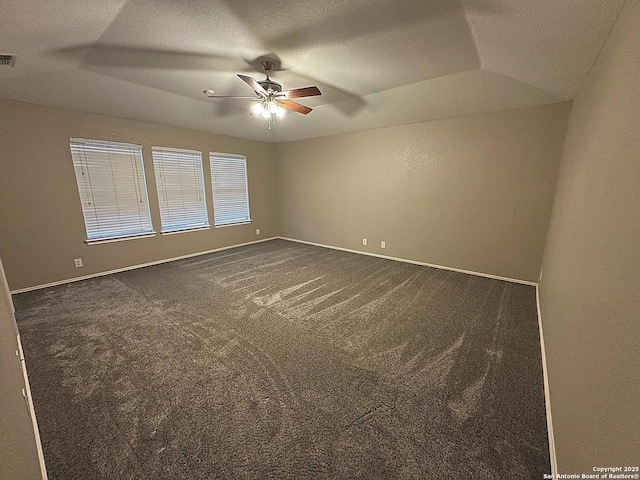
xmin=0 ymin=0 xmax=624 ymax=142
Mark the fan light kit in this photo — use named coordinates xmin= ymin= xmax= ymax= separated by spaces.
xmin=204 ymin=60 xmax=321 ymax=129
xmin=252 ymin=99 xmax=285 ymax=120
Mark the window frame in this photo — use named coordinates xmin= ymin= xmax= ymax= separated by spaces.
xmin=69 ymin=138 xmax=155 ymax=244
xmin=151 ymin=146 xmax=210 ymax=235
xmin=209 ymin=153 xmax=251 ymax=228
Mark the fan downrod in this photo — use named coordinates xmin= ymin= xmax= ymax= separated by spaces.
xmin=258 ymin=60 xmax=282 ymax=93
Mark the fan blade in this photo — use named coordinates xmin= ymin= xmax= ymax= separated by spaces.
xmin=280 ymin=86 xmax=322 ymax=99
xmin=203 ymin=90 xmax=256 ymax=99
xmin=278 ymin=100 xmax=313 ymax=115
xmin=237 ymin=74 xmax=267 ymax=96
xmin=205 ymin=96 xmax=257 ymax=99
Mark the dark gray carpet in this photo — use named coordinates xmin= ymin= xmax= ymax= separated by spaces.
xmin=14 ymin=239 xmax=550 ymax=479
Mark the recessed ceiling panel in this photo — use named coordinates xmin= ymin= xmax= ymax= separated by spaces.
xmin=223 ymin=0 xmax=483 ymax=94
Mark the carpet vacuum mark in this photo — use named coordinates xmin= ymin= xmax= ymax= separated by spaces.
xmin=14 ymin=239 xmax=550 ymax=479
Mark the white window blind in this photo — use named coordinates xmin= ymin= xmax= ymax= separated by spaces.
xmin=70 ymin=138 xmax=154 ymax=243
xmin=209 ymin=153 xmax=251 ymax=227
xmin=152 ymin=147 xmax=210 ymax=233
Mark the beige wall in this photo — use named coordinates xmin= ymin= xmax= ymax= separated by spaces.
xmin=0 ymin=98 xmax=278 ymax=291
xmin=277 ymin=102 xmax=570 ymax=282
xmin=539 ymin=1 xmax=640 ymax=473
xmin=0 ymin=255 xmax=44 ymax=479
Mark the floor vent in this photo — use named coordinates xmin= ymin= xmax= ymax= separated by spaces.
xmin=0 ymin=55 xmax=16 ymax=67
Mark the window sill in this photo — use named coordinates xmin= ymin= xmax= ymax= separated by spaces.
xmin=214 ymin=220 xmax=252 ymax=228
xmin=161 ymin=226 xmax=211 ymax=236
xmin=86 ymin=232 xmax=156 ymax=245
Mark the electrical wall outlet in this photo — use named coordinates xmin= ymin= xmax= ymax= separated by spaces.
xmin=381 ymin=241 xmax=386 ymax=249
xmin=74 ymin=258 xmax=83 ymax=268
xmin=256 ymin=228 xmax=260 ymax=235
xmin=362 ymin=238 xmax=367 ymax=246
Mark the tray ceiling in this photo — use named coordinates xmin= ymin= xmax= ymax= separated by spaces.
xmin=0 ymin=0 xmax=624 ymax=142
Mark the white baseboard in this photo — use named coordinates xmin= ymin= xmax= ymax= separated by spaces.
xmin=278 ymin=237 xmax=537 ymax=286
xmin=17 ymin=334 xmax=48 ymax=479
xmin=536 ymin=285 xmax=557 ymax=476
xmin=12 ymin=235 xmax=537 ymax=293
xmin=10 ymin=237 xmax=278 ymax=294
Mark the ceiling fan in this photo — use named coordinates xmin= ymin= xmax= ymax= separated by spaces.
xmin=203 ymin=60 xmax=321 ymax=129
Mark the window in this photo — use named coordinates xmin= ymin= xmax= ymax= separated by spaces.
xmin=209 ymin=153 xmax=251 ymax=226
xmin=70 ymin=138 xmax=154 ymax=243
xmin=152 ymin=147 xmax=209 ymax=234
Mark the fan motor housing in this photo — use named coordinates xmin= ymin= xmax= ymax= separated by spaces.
xmin=258 ymin=79 xmax=282 ymax=93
